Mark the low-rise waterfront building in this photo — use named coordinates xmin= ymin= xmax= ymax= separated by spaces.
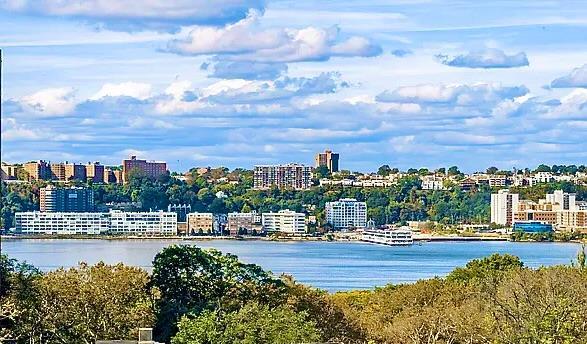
xmin=227 ymin=212 xmax=262 ymax=235
xmin=512 ymin=221 xmax=553 ymax=233
xmin=109 ymin=211 xmax=177 ymax=236
xmin=262 ymin=210 xmax=306 ymax=234
xmin=15 ymin=212 xmax=110 ymax=235
xmin=187 ymin=212 xmax=214 ymax=234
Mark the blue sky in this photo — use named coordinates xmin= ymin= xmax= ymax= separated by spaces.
xmin=1 ymin=0 xmax=586 ymax=172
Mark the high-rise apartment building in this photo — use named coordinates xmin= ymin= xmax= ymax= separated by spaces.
xmin=315 ymin=149 xmax=339 ymax=173
xmin=546 ymin=190 xmax=577 ymax=211
xmin=40 ymin=186 xmax=95 ymax=212
xmin=1 ymin=163 xmax=19 ymax=181
xmin=253 ymin=164 xmax=313 ymax=189
xmin=23 ymin=160 xmax=51 ymax=181
xmin=104 ymin=168 xmax=123 ymax=184
xmin=49 ymin=162 xmax=86 ymax=181
xmin=262 ymin=210 xmax=306 ymax=234
xmin=490 ymin=189 xmax=519 ymax=226
xmin=122 ymin=156 xmax=167 ymax=183
xmin=86 ymin=162 xmax=105 ymax=183
xmin=325 ymin=198 xmax=368 ymax=231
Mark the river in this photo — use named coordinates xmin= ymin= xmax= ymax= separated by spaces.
xmin=1 ymin=239 xmax=582 ymax=292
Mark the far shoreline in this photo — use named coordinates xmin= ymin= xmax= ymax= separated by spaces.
xmin=2 ymin=234 xmax=584 ymax=244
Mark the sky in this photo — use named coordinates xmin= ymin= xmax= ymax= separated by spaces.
xmin=1 ymin=0 xmax=586 ymax=173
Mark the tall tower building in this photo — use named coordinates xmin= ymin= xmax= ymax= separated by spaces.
xmin=314 ymin=149 xmax=339 ymax=173
xmin=40 ymin=186 xmax=95 ymax=212
xmin=491 ymin=189 xmax=519 ymax=226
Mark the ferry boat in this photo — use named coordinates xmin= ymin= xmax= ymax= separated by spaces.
xmin=361 ymin=228 xmax=413 ymax=246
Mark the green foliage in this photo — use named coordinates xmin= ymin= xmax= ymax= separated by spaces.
xmin=0 ymin=260 xmax=152 ymax=343
xmin=171 ymin=302 xmax=320 ymax=344
xmin=447 ymin=253 xmax=524 ymax=283
xmin=150 ymin=245 xmax=287 ymax=342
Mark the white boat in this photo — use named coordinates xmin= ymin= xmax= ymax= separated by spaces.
xmin=361 ymin=228 xmax=413 ymax=246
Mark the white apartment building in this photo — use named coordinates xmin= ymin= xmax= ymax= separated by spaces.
xmin=15 ymin=212 xmax=110 ymax=235
xmin=262 ymin=210 xmax=306 ymax=234
xmin=325 ymin=198 xmax=367 ymax=231
xmin=253 ymin=164 xmax=313 ymax=189
xmin=421 ymin=176 xmax=446 ymax=190
xmin=491 ymin=189 xmax=519 ymax=226
xmin=108 ymin=211 xmax=177 ymax=236
xmin=546 ymin=190 xmax=577 ymax=211
xmin=534 ymin=172 xmax=554 ymax=183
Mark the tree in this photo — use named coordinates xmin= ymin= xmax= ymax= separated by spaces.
xmin=171 ymin=302 xmax=320 ymax=344
xmin=535 ymin=164 xmax=552 ymax=172
xmin=447 ymin=254 xmax=523 ymax=284
xmin=314 ymin=165 xmax=331 ymax=179
xmin=150 ymin=245 xmax=287 ymax=342
xmin=448 ymin=166 xmax=461 ymax=176
xmin=377 ymin=165 xmax=392 ymax=176
xmin=486 ymin=166 xmax=498 ymax=174
xmin=1 ymin=261 xmax=152 ymax=343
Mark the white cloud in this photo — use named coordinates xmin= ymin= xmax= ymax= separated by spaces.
xmin=436 ymin=48 xmax=529 ymax=69
xmin=551 ymin=64 xmax=587 ymax=88
xmin=167 ymin=12 xmax=382 ymax=62
xmin=20 ymin=87 xmax=77 ymax=115
xmin=91 ymin=82 xmax=152 ymax=100
xmin=376 ymin=83 xmax=528 ymax=106
xmin=1 ymin=0 xmax=265 ymax=31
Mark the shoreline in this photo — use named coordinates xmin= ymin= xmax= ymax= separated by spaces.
xmin=2 ymin=234 xmax=584 ymax=244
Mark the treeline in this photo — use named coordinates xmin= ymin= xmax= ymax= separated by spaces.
xmin=2 ymin=168 xmax=587 ymax=230
xmin=1 ymin=246 xmax=587 ymax=343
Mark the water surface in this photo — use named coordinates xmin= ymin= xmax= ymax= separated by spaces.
xmin=2 ymin=239 xmax=581 ymax=291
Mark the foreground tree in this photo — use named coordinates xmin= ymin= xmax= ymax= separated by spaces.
xmin=150 ymin=245 xmax=287 ymax=342
xmin=1 ymin=260 xmax=152 ymax=343
xmin=171 ymin=302 xmax=320 ymax=344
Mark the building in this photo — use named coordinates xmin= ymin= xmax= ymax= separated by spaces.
xmin=40 ymin=186 xmax=95 ymax=212
xmin=546 ymin=190 xmax=576 ymax=211
xmin=50 ymin=163 xmax=66 ymax=180
xmin=557 ymin=210 xmax=587 ymax=233
xmin=1 ymin=163 xmax=18 ymax=181
xmin=262 ymin=210 xmax=306 ymax=234
xmin=421 ymin=176 xmax=445 ymax=190
xmin=325 ymin=198 xmax=367 ymax=231
xmin=314 ymin=149 xmax=339 ymax=173
xmin=109 ymin=211 xmax=177 ymax=236
xmin=15 ymin=212 xmax=110 ymax=235
xmin=459 ymin=178 xmax=477 ymax=192
xmin=65 ymin=163 xmax=87 ymax=181
xmin=104 ymin=168 xmax=123 ymax=184
xmin=187 ymin=212 xmax=214 ymax=234
xmin=86 ymin=162 xmax=105 ymax=183
xmin=253 ymin=164 xmax=313 ymax=189
xmin=23 ymin=160 xmax=51 ymax=181
xmin=122 ymin=156 xmax=167 ymax=183
xmin=227 ymin=212 xmax=262 ymax=235
xmin=168 ymin=204 xmax=191 ymax=222
xmin=512 ymin=221 xmax=553 ymax=233
xmin=491 ymin=189 xmax=519 ymax=226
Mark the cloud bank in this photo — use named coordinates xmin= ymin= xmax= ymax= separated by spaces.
xmin=0 ymin=0 xmax=266 ymax=31
xmin=436 ymin=49 xmax=529 ymax=69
